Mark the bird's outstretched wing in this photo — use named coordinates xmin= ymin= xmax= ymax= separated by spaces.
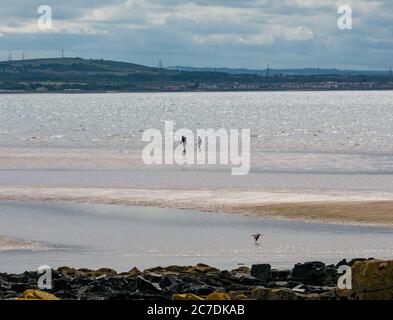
xmin=252 ymin=233 xmax=262 ymax=241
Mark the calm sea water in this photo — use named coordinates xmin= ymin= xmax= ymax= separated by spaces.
xmin=1 ymin=201 xmax=393 ymax=273
xmin=1 ymin=91 xmax=392 ymax=154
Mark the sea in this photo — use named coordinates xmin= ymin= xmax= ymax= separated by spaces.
xmin=1 ymin=91 xmax=393 ymax=271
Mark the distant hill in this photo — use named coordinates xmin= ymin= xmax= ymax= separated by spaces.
xmin=0 ymin=57 xmax=231 ymax=91
xmin=0 ymin=57 xmax=179 ymax=77
xmin=169 ymin=66 xmax=390 ymax=77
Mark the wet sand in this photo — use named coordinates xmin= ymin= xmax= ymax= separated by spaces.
xmin=227 ymin=201 xmax=393 ymax=225
xmin=1 ymin=186 xmax=393 ymax=226
xmin=1 ymin=146 xmax=393 ymax=226
xmin=0 ymin=235 xmax=42 ymax=252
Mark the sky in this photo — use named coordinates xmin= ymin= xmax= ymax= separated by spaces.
xmin=0 ymin=0 xmax=392 ymax=70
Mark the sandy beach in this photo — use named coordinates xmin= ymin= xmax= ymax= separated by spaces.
xmin=1 ymin=143 xmax=393 ymax=226
xmin=1 ymin=186 xmax=393 ymax=226
xmin=0 ymin=235 xmax=42 ymax=252
xmin=229 ymin=200 xmax=393 ymax=225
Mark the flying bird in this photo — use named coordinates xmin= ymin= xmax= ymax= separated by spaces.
xmin=252 ymin=233 xmax=262 ymax=243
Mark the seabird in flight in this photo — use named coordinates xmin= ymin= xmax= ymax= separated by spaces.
xmin=252 ymin=233 xmax=262 ymax=243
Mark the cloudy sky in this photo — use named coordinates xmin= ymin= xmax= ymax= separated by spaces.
xmin=0 ymin=0 xmax=392 ymax=69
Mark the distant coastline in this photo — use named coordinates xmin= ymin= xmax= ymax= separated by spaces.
xmin=2 ymin=88 xmax=393 ymax=94
xmin=1 ymin=57 xmax=393 ymax=93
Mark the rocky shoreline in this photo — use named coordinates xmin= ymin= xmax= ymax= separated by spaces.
xmin=1 ymin=258 xmax=392 ymax=300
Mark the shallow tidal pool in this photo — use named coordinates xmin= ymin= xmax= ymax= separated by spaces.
xmin=0 ymin=200 xmax=393 ymax=273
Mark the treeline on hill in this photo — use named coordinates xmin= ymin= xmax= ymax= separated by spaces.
xmin=0 ymin=58 xmax=392 ymax=92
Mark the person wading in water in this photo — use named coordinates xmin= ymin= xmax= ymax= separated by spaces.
xmin=181 ymin=136 xmax=187 ymax=154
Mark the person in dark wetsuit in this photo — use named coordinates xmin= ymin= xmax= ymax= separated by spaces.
xmin=181 ymin=136 xmax=187 ymax=154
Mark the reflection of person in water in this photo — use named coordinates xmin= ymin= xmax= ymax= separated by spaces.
xmin=181 ymin=136 xmax=187 ymax=154
xmin=197 ymin=136 xmax=202 ymax=152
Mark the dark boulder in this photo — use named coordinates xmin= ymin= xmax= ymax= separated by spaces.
xmin=53 ymin=278 xmax=71 ymax=291
xmin=0 ymin=279 xmax=11 ymax=292
xmin=324 ymin=265 xmax=340 ymax=286
xmin=216 ymin=271 xmax=236 ymax=286
xmin=234 ymin=274 xmax=264 ymax=286
xmin=0 ymin=290 xmax=18 ymax=299
xmin=7 ymin=273 xmax=33 ymax=283
xmin=187 ymin=284 xmax=219 ymax=296
xmin=251 ymin=264 xmax=272 ymax=281
xmin=77 ymin=282 xmax=114 ymax=299
xmin=271 ymin=269 xmax=290 ymax=281
xmin=159 ymin=275 xmax=178 ymax=289
xmin=10 ymin=282 xmax=30 ymax=293
xmin=143 ymin=272 xmax=163 ymax=283
xmin=289 ymin=261 xmax=327 ymax=285
xmin=136 ymin=276 xmax=162 ymax=293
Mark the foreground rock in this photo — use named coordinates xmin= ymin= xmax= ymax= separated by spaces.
xmin=351 ymin=260 xmax=393 ymax=300
xmin=0 ymin=259 xmax=392 ymax=300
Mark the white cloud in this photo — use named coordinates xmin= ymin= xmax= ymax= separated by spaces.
xmin=0 ymin=0 xmax=391 ymax=69
xmin=0 ymin=20 xmax=108 ymax=35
